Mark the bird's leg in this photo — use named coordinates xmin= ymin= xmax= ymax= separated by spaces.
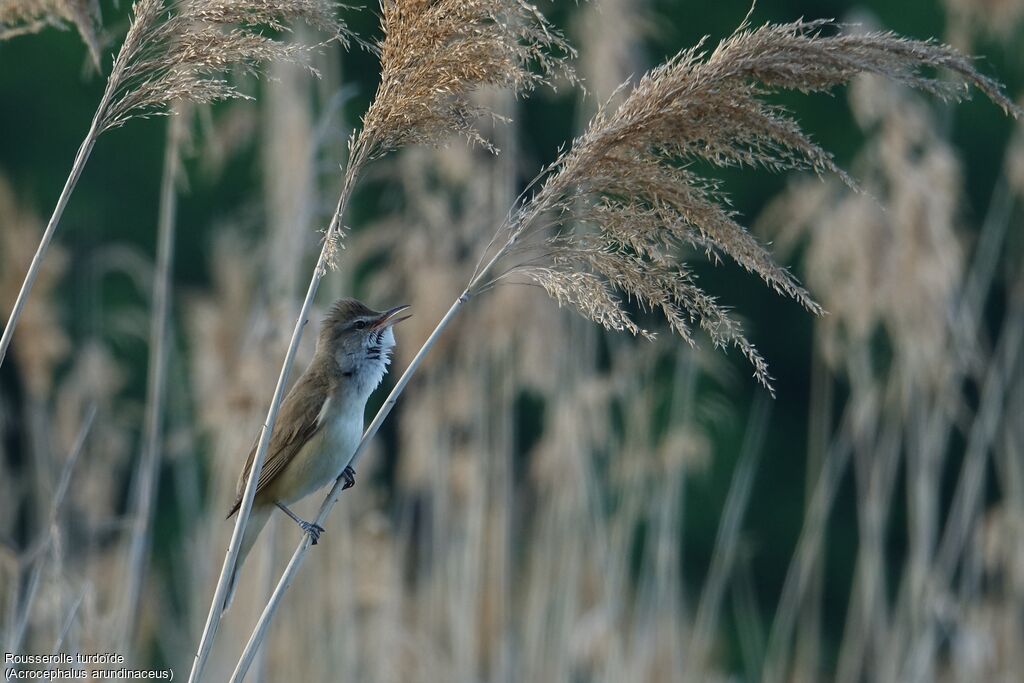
xmin=275 ymin=502 xmax=325 ymax=545
xmin=341 ymin=466 xmax=356 ymax=490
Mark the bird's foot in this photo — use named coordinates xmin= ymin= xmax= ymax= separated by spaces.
xmin=341 ymin=466 xmax=356 ymax=491
xmin=276 ymin=502 xmax=326 ymax=545
xmin=300 ymin=520 xmax=325 ymax=545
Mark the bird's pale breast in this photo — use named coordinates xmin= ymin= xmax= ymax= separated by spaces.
xmin=265 ymin=399 xmax=363 ymax=505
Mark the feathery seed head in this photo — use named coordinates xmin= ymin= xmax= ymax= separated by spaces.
xmin=762 ymin=74 xmax=968 ymax=396
xmin=482 ymin=18 xmax=1019 ymax=392
xmin=357 ymin=0 xmax=577 ymax=158
xmin=98 ymin=0 xmax=352 ymax=132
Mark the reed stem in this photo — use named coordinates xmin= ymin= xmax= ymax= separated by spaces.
xmin=225 ymin=199 xmax=520 ymax=680
xmin=229 ymin=288 xmax=472 ymax=682
xmin=120 ymin=108 xmax=185 ymax=645
xmin=188 ymin=144 xmax=367 ymax=683
xmin=0 ymin=124 xmax=98 ymax=367
xmin=0 ymin=35 xmax=131 ymax=368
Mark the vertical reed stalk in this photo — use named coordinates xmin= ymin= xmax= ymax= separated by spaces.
xmin=120 ymin=107 xmax=186 ymax=645
xmin=683 ymin=397 xmax=769 ymax=676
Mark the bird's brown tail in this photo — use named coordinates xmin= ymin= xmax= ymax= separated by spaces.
xmin=222 ymin=506 xmax=270 ymax=614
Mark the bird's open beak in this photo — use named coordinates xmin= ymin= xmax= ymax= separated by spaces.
xmin=371 ymin=304 xmax=411 ymax=330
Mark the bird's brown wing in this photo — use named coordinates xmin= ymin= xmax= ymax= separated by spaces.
xmin=227 ymin=371 xmax=331 ymax=518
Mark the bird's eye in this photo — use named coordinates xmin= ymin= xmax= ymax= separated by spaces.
xmin=353 ymin=320 xmax=367 ymax=330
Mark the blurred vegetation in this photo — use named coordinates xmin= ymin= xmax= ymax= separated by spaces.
xmin=2 ymin=0 xmax=1023 ymax=679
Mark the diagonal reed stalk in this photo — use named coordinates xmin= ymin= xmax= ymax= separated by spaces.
xmin=226 ymin=17 xmax=1020 ymax=679
xmin=189 ymin=142 xmax=369 ymax=683
xmin=0 ymin=95 xmax=107 ymax=367
xmin=190 ymin=4 xmax=572 ymax=680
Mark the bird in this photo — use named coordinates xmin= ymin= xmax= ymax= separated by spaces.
xmin=223 ymin=298 xmax=410 ymax=611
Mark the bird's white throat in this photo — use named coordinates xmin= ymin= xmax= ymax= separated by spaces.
xmin=336 ymin=326 xmax=396 ymax=401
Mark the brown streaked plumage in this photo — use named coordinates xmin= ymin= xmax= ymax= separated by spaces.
xmin=223 ymin=297 xmax=409 ymax=611
xmin=226 ymin=359 xmax=336 ymax=518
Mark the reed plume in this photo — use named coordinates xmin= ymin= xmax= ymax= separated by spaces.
xmin=476 ymin=18 xmax=1020 ymax=391
xmin=0 ymin=0 xmax=350 ymax=369
xmin=0 ymin=0 xmax=102 ymax=68
xmin=357 ymin=0 xmax=575 ymax=158
xmin=100 ymin=0 xmax=350 ymax=131
xmin=320 ymin=0 xmax=577 ymax=265
xmin=228 ymin=13 xmax=1021 ymax=675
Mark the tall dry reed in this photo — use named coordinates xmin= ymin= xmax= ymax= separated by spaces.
xmin=756 ymin=66 xmax=1024 ymax=682
xmin=481 ymin=19 xmax=1018 ymax=392
xmin=227 ymin=13 xmax=1020 ymax=678
xmin=197 ymin=3 xmax=576 ymax=679
xmin=7 ymin=4 xmax=1024 ymax=682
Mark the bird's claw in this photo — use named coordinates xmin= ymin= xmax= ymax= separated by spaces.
xmin=300 ymin=521 xmax=325 ymax=545
xmin=341 ymin=466 xmax=356 ymax=491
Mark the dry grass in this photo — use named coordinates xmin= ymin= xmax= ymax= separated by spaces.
xmin=757 ymin=70 xmax=1024 ymax=683
xmin=4 ymin=4 xmax=1024 ymax=683
xmin=222 ymin=10 xmax=1022 ymax=676
xmin=481 ymin=18 xmax=1019 ymax=392
xmin=357 ymin=0 xmax=576 ymax=158
xmin=101 ymin=0 xmax=350 ymax=131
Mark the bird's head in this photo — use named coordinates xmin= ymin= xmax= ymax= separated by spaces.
xmin=318 ymin=298 xmax=411 ymax=393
